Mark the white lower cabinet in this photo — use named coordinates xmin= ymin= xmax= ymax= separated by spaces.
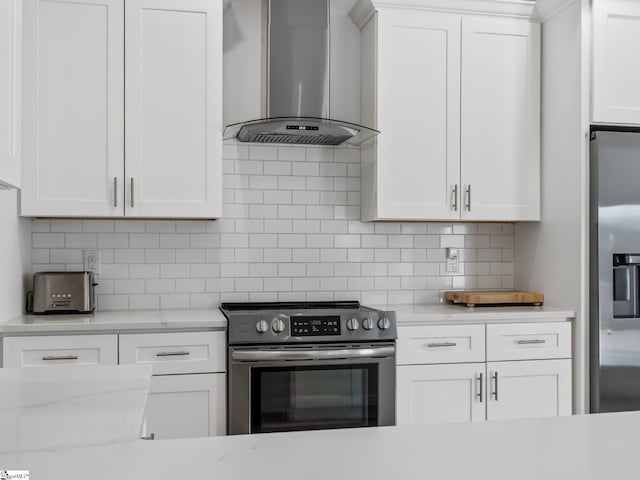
xmin=396 ymin=363 xmax=485 ymax=425
xmin=1 ymin=330 xmax=226 ymax=439
xmin=486 ymin=359 xmax=572 ymax=421
xmin=140 ymin=373 xmax=225 ymax=440
xmin=396 ymin=322 xmax=572 ymax=426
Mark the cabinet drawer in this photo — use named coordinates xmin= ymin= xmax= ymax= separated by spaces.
xmin=486 ymin=322 xmax=571 ymax=361
xmin=119 ymin=331 xmax=225 ymax=374
xmin=2 ymin=334 xmax=117 ymax=367
xmin=397 ymin=325 xmax=485 ymax=365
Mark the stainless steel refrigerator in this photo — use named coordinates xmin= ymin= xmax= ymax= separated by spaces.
xmin=591 ymin=130 xmax=640 ymax=412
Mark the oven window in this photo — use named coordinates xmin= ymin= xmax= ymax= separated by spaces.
xmin=251 ymin=364 xmax=378 ymax=433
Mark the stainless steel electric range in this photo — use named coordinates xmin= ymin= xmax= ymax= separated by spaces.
xmin=220 ymin=301 xmax=397 ymax=435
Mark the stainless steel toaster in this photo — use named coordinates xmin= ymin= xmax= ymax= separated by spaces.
xmin=32 ymin=272 xmax=96 ymax=314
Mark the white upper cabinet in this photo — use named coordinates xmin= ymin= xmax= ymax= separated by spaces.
xmin=354 ymin=1 xmax=540 ymax=222
xmin=461 ymin=17 xmax=540 ymax=221
xmin=21 ymin=0 xmax=124 ymax=216
xmin=0 ymin=0 xmax=22 ymax=189
xmin=125 ymin=0 xmax=222 ymax=218
xmin=20 ymin=0 xmax=222 ymax=218
xmin=368 ymin=10 xmax=461 ymax=221
xmin=592 ymin=0 xmax=640 ymax=124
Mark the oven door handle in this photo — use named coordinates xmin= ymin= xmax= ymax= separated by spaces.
xmin=232 ymin=346 xmax=395 ymax=362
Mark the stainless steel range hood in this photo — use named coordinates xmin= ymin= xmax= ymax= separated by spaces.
xmin=223 ymin=0 xmax=378 ymax=146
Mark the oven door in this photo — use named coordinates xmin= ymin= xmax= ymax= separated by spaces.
xmin=228 ymin=343 xmax=396 ymax=435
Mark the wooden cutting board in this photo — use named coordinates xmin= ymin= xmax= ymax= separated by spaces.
xmin=445 ymin=291 xmax=544 ymax=308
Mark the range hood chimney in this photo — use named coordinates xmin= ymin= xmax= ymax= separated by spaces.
xmin=224 ymin=0 xmax=378 ymax=146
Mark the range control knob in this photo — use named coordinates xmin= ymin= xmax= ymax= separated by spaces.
xmin=378 ymin=317 xmax=391 ymax=330
xmin=272 ymin=318 xmax=286 ymax=333
xmin=346 ymin=318 xmax=360 ymax=331
xmin=362 ymin=317 xmax=374 ymax=330
xmin=256 ymin=320 xmax=269 ymax=334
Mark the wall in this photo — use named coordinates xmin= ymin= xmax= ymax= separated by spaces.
xmin=32 ymin=142 xmax=515 ymax=310
xmin=0 ymin=189 xmax=31 ymax=320
xmin=514 ymin=0 xmax=588 ymax=413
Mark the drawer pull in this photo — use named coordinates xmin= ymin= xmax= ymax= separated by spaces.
xmin=516 ymin=339 xmax=546 ymax=345
xmin=477 ymin=372 xmax=483 ymax=402
xmin=42 ymin=355 xmax=79 ymax=361
xmin=155 ymin=351 xmax=191 ymax=357
xmin=426 ymin=342 xmax=457 ymax=348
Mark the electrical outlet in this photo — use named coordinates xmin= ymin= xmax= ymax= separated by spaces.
xmin=445 ymin=247 xmax=459 ymax=273
xmin=84 ymin=250 xmax=101 ymax=274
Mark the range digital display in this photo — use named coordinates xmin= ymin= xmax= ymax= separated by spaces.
xmin=291 ymin=316 xmax=341 ymax=336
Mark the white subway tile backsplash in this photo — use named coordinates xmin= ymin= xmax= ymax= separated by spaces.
xmin=292 ymin=249 xmax=320 ymax=263
xmin=160 ymin=294 xmax=190 ymax=309
xmin=160 ymin=264 xmax=190 ymax=279
xmin=334 ymin=263 xmax=361 ymax=277
xmin=320 ymin=249 xmax=347 ymax=263
xmin=130 ymin=294 xmax=160 ymax=310
xmin=146 ymin=279 xmax=176 ymax=293
xmin=263 ymin=161 xmax=291 ymax=176
xmin=50 ymin=249 xmax=82 ymax=264
xmin=32 ymin=249 xmax=49 ymax=264
xmin=115 ymin=249 xmax=145 ymax=264
xmin=176 ymin=249 xmax=206 ymax=264
xmin=130 ymin=264 xmax=160 ymax=279
xmin=83 ymin=220 xmax=115 ymax=233
xmin=278 ymin=205 xmax=306 ymax=219
xmin=115 ymin=279 xmax=145 ymax=294
xmin=64 ymin=233 xmax=97 ymax=248
xmin=292 ymin=162 xmax=319 ymax=176
xmin=31 ymin=142 xmax=514 ymax=310
xmin=51 ymin=220 xmax=83 ymax=233
xmin=97 ymin=233 xmax=129 ymax=249
xmin=115 ymin=220 xmax=146 ymax=233
xmin=146 ymin=249 xmax=176 ymax=264
xmin=145 ymin=221 xmax=176 ymax=233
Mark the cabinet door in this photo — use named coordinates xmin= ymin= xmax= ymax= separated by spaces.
xmin=486 ymin=359 xmax=571 ymax=421
xmin=125 ymin=0 xmax=222 ymax=218
xmin=396 ymin=363 xmax=485 ymax=425
xmin=140 ymin=373 xmax=225 ymax=440
xmin=21 ymin=0 xmax=125 ymax=216
xmin=593 ymin=0 xmax=640 ymax=124
xmin=373 ymin=10 xmax=461 ymax=220
xmin=0 ymin=0 xmax=21 ymax=189
xmin=460 ymin=17 xmax=540 ymax=221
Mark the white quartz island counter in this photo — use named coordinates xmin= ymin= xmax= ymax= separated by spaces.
xmin=375 ymin=303 xmax=575 ymax=325
xmin=1 ymin=406 xmax=639 ymax=480
xmin=0 ymin=308 xmax=226 ymax=334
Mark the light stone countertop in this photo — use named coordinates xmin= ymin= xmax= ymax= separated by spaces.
xmin=1 ymin=404 xmax=638 ymax=480
xmin=0 ymin=308 xmax=227 ymax=335
xmin=0 ymin=364 xmax=151 ymax=456
xmin=373 ymin=303 xmax=575 ymax=326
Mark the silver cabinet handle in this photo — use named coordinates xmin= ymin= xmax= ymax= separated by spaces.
xmin=452 ymin=184 xmax=458 ymax=212
xmin=130 ymin=177 xmax=135 ymax=208
xmin=141 ymin=433 xmax=155 ymax=440
xmin=516 ymin=339 xmax=546 ymax=345
xmin=42 ymin=355 xmax=79 ymax=361
xmin=477 ymin=372 xmax=483 ymax=402
xmin=426 ymin=342 xmax=457 ymax=348
xmin=113 ymin=177 xmax=118 ymax=207
xmin=232 ymin=345 xmax=395 ymax=362
xmin=156 ymin=351 xmax=190 ymax=357
xmin=465 ymin=185 xmax=471 ymax=211
xmin=492 ymin=372 xmax=498 ymax=401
